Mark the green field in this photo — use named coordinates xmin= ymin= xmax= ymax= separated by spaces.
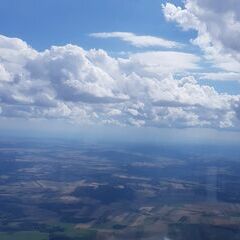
xmin=0 ymin=223 xmax=97 ymax=240
xmin=0 ymin=231 xmax=49 ymax=240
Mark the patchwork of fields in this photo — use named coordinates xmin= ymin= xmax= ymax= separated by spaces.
xmin=0 ymin=139 xmax=240 ymax=240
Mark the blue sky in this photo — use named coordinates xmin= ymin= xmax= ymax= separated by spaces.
xmin=0 ymin=0 xmax=239 ymax=141
xmin=0 ymin=0 xmax=188 ymax=51
xmin=0 ymin=0 xmax=238 ymax=95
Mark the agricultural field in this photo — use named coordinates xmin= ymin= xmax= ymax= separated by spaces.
xmin=0 ymin=139 xmax=240 ymax=239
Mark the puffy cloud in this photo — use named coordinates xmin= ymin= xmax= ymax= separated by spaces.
xmin=26 ymin=45 xmax=128 ymax=103
xmin=107 ymin=109 xmax=122 ymax=116
xmin=0 ymin=64 xmax=11 ymax=82
xmin=0 ymin=35 xmax=37 ymax=76
xmin=0 ymin=34 xmax=239 ymax=129
xmin=90 ymin=32 xmax=182 ymax=48
xmin=162 ymin=0 xmax=240 ymax=74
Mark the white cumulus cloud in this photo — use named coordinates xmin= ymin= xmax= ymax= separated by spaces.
xmin=162 ymin=0 xmax=240 ymax=76
xmin=0 ymin=34 xmax=239 ymax=129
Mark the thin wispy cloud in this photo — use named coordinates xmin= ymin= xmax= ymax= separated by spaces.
xmin=90 ymin=32 xmax=182 ymax=49
xmin=199 ymin=72 xmax=240 ymax=82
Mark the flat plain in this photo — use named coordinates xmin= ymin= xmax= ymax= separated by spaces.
xmin=0 ymin=139 xmax=240 ymax=240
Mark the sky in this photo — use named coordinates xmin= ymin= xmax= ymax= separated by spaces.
xmin=0 ymin=0 xmax=240 ymax=143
